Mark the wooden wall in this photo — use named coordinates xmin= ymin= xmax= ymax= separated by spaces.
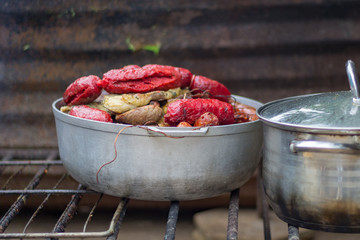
xmin=1 ymin=0 xmax=360 ymax=148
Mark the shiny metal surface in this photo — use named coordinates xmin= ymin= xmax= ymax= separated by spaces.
xmin=257 ymin=91 xmax=360 ymax=131
xmin=257 ymin=61 xmax=360 ymax=231
xmin=52 ymin=95 xmax=263 ymax=201
xmin=261 ymin=123 xmax=360 ymax=232
xmin=290 ymin=140 xmax=360 ymax=154
xmin=346 ymin=60 xmax=360 ymax=104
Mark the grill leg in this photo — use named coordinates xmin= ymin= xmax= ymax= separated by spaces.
xmin=288 ymin=224 xmax=300 ymax=240
xmin=227 ymin=188 xmax=239 ymax=240
xmin=164 ymin=201 xmax=179 ymax=240
xmin=107 ymin=198 xmax=129 ymax=240
xmin=261 ymin=189 xmax=271 ymax=240
xmin=257 ymin=163 xmax=271 ymax=240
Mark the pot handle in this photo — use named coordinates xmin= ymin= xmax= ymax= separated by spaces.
xmin=346 ymin=60 xmax=360 ymax=104
xmin=144 ymin=126 xmax=209 ymax=137
xmin=290 ymin=140 xmax=360 ymax=154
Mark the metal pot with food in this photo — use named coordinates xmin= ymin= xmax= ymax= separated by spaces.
xmin=257 ymin=60 xmax=360 ymax=232
xmin=52 ymin=64 xmax=263 ymax=201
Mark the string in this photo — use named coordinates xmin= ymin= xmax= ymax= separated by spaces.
xmin=96 ymin=125 xmax=133 ymax=184
xmin=95 ymin=125 xmax=183 ymax=184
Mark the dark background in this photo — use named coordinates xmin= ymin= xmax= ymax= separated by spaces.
xmin=1 ymin=0 xmax=360 ymax=148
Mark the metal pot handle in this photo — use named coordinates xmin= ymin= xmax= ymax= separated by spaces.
xmin=346 ymin=60 xmax=360 ymax=104
xmin=290 ymin=140 xmax=360 ymax=154
xmin=145 ymin=126 xmax=209 ymax=137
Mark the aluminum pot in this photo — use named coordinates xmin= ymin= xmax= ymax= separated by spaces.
xmin=52 ymin=95 xmax=263 ymax=201
xmin=257 ymin=60 xmax=360 ymax=232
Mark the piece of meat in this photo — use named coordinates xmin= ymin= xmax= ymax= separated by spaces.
xmin=194 ymin=112 xmax=220 ymax=127
xmin=177 ymin=122 xmax=192 ymax=127
xmin=63 ymin=75 xmax=102 ymax=105
xmin=175 ymin=67 xmax=193 ymax=88
xmin=115 ymin=104 xmax=163 ymax=125
xmin=99 ymin=64 xmax=181 ymax=94
xmin=69 ymin=105 xmax=113 ymax=123
xmin=233 ymin=102 xmax=259 ymax=123
xmin=142 ymin=64 xmax=193 ymax=88
xmin=102 ymin=88 xmax=185 ymax=114
xmin=164 ymin=98 xmax=234 ymax=126
xmin=190 ymin=75 xmax=231 ymax=102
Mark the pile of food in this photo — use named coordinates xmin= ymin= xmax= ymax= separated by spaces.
xmin=60 ymin=64 xmax=258 ymax=127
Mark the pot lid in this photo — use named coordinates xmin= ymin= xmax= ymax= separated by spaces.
xmin=258 ymin=60 xmax=360 ymax=130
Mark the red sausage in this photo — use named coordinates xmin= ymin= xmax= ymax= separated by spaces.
xmin=175 ymin=67 xmax=193 ymax=88
xmin=143 ymin=65 xmax=193 ymax=88
xmin=164 ymin=99 xmax=234 ymax=126
xmin=69 ymin=105 xmax=113 ymax=123
xmin=190 ymin=75 xmax=231 ymax=102
xmin=63 ymin=75 xmax=102 ymax=105
xmin=99 ymin=65 xmax=181 ymax=94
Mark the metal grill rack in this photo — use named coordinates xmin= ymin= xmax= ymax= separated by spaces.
xmin=0 ymin=149 xmax=271 ymax=240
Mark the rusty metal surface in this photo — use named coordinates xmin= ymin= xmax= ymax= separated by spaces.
xmin=1 ymin=0 xmax=360 ymax=148
xmin=164 ymin=201 xmax=180 ymax=240
xmin=226 ymin=189 xmax=239 ymax=240
xmin=0 ymin=149 xmax=250 ymax=239
xmin=0 ymin=149 xmax=130 ymax=239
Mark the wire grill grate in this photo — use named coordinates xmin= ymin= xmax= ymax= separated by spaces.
xmin=0 ymin=149 xmax=264 ymax=240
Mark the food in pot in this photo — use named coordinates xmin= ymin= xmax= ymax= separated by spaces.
xmin=63 ymin=75 xmax=102 ymax=105
xmin=53 ymin=93 xmax=264 ymax=201
xmin=61 ymin=64 xmax=257 ymax=126
xmin=164 ymin=99 xmax=234 ymax=126
xmin=115 ymin=102 xmax=163 ymax=125
xmin=98 ymin=64 xmax=181 ymax=94
xmin=102 ymin=88 xmax=185 ymax=114
xmin=190 ymin=75 xmax=231 ymax=102
xmin=232 ymin=101 xmax=259 ymax=123
xmin=60 ymin=102 xmax=112 ymax=114
xmin=69 ymin=105 xmax=113 ymax=123
xmin=194 ymin=112 xmax=220 ymax=127
xmin=177 ymin=121 xmax=192 ymax=127
xmin=141 ymin=64 xmax=193 ymax=88
xmin=175 ymin=67 xmax=193 ymax=88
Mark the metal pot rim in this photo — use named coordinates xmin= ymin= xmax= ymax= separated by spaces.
xmin=257 ymin=91 xmax=360 ymax=134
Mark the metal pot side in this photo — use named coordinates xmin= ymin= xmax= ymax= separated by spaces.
xmin=258 ymin=61 xmax=360 ymax=232
xmin=52 ymin=95 xmax=263 ymax=201
xmin=261 ymin=123 xmax=360 ymax=233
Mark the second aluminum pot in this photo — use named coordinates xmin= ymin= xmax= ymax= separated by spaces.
xmin=257 ymin=61 xmax=360 ymax=232
xmin=52 ymin=95 xmax=263 ymax=201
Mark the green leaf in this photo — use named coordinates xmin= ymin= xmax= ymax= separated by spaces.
xmin=125 ymin=37 xmax=136 ymax=52
xmin=23 ymin=44 xmax=30 ymax=51
xmin=70 ymin=8 xmax=76 ymax=18
xmin=143 ymin=43 xmax=161 ymax=55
